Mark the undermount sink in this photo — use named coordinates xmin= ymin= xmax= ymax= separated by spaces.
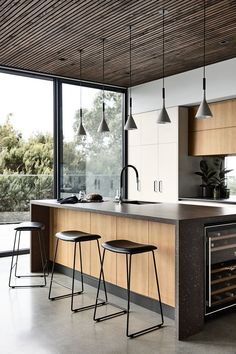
xmin=121 ymin=200 xmax=161 ymax=205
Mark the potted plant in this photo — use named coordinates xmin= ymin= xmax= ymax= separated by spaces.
xmin=194 ymin=160 xmax=216 ymax=198
xmin=211 ymin=162 xmax=233 ymax=199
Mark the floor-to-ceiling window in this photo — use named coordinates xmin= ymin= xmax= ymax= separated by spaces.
xmin=225 ymin=156 xmax=236 ymax=197
xmin=0 ymin=72 xmax=53 ymax=255
xmin=60 ymin=82 xmax=124 ymax=199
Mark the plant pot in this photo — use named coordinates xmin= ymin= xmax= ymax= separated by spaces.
xmin=201 ymin=185 xmax=213 ymax=198
xmin=213 ymin=187 xmax=221 ymax=200
xmin=220 ymin=188 xmax=230 ymax=199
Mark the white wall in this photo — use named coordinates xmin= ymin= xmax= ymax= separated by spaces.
xmin=132 ymin=58 xmax=236 ymax=114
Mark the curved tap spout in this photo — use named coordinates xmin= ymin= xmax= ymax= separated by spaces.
xmin=119 ymin=164 xmax=139 ymax=203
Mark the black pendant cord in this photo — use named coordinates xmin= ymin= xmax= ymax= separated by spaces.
xmin=129 ymin=25 xmax=132 ymax=116
xmin=102 ymin=38 xmax=105 ymax=116
xmin=162 ymin=8 xmax=165 ymax=107
xmin=79 ymin=49 xmax=83 ymax=123
xmin=203 ymin=0 xmax=206 ymax=95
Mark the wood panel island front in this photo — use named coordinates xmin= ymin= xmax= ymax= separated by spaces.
xmin=30 ymin=199 xmax=236 ymax=340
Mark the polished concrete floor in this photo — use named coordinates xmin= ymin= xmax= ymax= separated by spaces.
xmin=1 ymin=255 xmax=236 ymax=354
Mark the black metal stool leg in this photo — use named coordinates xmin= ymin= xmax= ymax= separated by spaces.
xmin=96 ymin=239 xmax=108 ymax=302
xmin=72 ymin=241 xmax=106 ymax=313
xmin=126 ymin=254 xmax=132 ymax=337
xmin=14 ymin=231 xmax=21 ymax=277
xmin=152 ymin=250 xmax=164 ymax=326
xmin=48 ymin=238 xmax=59 ymax=299
xmin=71 ymin=241 xmax=77 ymax=311
xmin=37 ymin=230 xmax=47 ymax=286
xmin=93 ymin=249 xmax=127 ymax=322
xmin=41 ymin=230 xmax=49 ymax=276
xmin=48 ymin=239 xmax=81 ymax=307
xmin=9 ymin=230 xmax=19 ymax=288
xmin=49 ymin=238 xmax=106 ymax=312
xmin=78 ymin=242 xmax=84 ymax=293
xmin=126 ymin=250 xmax=164 ymax=338
xmin=9 ymin=228 xmax=46 ymax=288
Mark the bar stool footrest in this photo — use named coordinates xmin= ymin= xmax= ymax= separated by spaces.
xmin=9 ymin=284 xmax=46 ymax=288
xmin=127 ymin=322 xmax=164 ymax=339
xmin=94 ymin=301 xmax=127 ymax=322
xmin=49 ymin=290 xmax=84 ymax=301
xmin=73 ymin=298 xmax=107 ymax=313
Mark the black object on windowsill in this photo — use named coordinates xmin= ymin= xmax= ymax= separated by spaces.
xmin=59 ymin=195 xmax=79 ymax=204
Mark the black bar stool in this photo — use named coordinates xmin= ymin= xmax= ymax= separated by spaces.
xmin=9 ymin=221 xmax=48 ymax=288
xmin=48 ymin=230 xmax=107 ymax=312
xmin=93 ymin=239 xmax=164 ymax=338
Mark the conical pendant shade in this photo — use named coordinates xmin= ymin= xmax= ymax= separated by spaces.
xmin=195 ymin=1 xmax=212 ymax=120
xmin=97 ymin=117 xmax=109 ymax=133
xmin=78 ymin=121 xmax=86 ymax=135
xmin=195 ymin=96 xmax=213 ymax=119
xmin=157 ymin=106 xmax=171 ymax=124
xmin=124 ymin=114 xmax=137 ymax=130
xmin=124 ymin=26 xmax=137 ymax=131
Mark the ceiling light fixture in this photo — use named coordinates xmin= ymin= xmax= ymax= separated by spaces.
xmin=97 ymin=38 xmax=110 ymax=133
xmin=195 ymin=0 xmax=212 ymax=119
xmin=78 ymin=49 xmax=86 ymax=135
xmin=157 ymin=8 xmax=171 ymax=124
xmin=124 ymin=25 xmax=137 ymax=130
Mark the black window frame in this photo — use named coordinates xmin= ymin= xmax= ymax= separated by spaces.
xmin=54 ymin=77 xmax=127 ymax=199
xmin=0 ymin=67 xmax=128 ymax=201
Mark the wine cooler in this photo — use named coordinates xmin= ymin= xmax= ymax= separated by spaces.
xmin=205 ymin=222 xmax=236 ymax=315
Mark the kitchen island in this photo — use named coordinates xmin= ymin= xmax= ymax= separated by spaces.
xmin=31 ymin=199 xmax=236 ymax=340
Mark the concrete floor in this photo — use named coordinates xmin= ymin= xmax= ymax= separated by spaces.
xmin=1 ymin=255 xmax=236 ymax=354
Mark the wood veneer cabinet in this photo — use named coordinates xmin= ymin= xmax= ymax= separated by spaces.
xmin=50 ymin=209 xmax=91 ymax=274
xmin=90 ymin=213 xmax=117 ymax=284
xmin=49 ymin=208 xmax=175 ymax=307
xmin=148 ymin=222 xmax=175 ymax=307
xmin=189 ymin=98 xmax=236 ymax=156
xmin=116 ymin=217 xmax=149 ymax=296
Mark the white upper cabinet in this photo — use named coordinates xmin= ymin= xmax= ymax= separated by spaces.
xmin=128 ymin=106 xmax=198 ymax=202
xmin=158 ymin=107 xmax=178 ymax=144
xmin=140 ymin=111 xmax=158 ymax=145
xmin=157 ymin=142 xmax=178 ymax=202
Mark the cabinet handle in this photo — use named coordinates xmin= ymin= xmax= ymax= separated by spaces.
xmin=154 ymin=180 xmax=158 ymax=192
xmin=208 ymin=236 xmax=212 ymax=308
xmin=159 ymin=180 xmax=163 ymax=193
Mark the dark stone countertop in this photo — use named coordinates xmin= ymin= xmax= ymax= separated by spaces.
xmin=30 ymin=199 xmax=236 ymax=224
xmin=180 ymin=197 xmax=236 ymax=205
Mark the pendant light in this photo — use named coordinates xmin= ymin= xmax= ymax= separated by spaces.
xmin=124 ymin=25 xmax=137 ymax=130
xmin=157 ymin=8 xmax=171 ymax=124
xmin=98 ymin=38 xmax=110 ymax=133
xmin=195 ymin=0 xmax=212 ymax=119
xmin=78 ymin=49 xmax=86 ymax=135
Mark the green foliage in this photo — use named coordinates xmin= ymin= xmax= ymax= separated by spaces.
xmin=0 ymin=89 xmax=122 ymax=210
xmin=0 ymin=116 xmax=53 ymax=212
xmin=0 ymin=174 xmax=53 ymax=212
xmin=211 ymin=161 xmax=233 ymax=189
xmin=194 ymin=160 xmax=216 ymax=186
xmin=72 ymin=91 xmax=122 ymax=176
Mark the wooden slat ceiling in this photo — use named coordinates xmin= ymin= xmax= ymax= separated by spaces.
xmin=0 ymin=0 xmax=236 ymax=87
